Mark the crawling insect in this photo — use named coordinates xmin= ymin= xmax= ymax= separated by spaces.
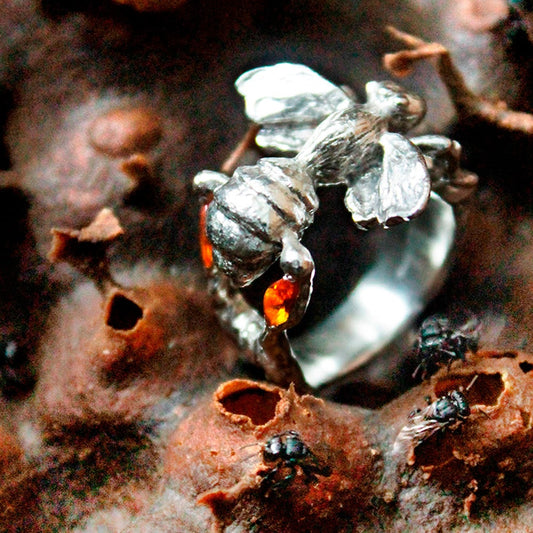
xmin=395 ymin=388 xmax=472 ymax=451
xmin=259 ymin=430 xmax=331 ymax=490
xmin=193 ymin=63 xmax=477 ymax=388
xmin=413 ymin=315 xmax=481 ymax=380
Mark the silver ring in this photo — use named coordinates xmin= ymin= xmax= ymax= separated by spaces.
xmin=293 ymin=192 xmax=455 ymax=387
xmin=193 ymin=63 xmax=475 ymax=390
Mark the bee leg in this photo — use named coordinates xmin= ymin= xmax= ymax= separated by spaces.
xmin=412 ymin=362 xmax=424 ymax=380
xmin=260 ymin=464 xmax=295 ymax=496
xmin=193 ymin=169 xmax=230 ymax=196
xmin=220 ymin=123 xmax=261 ymax=175
xmin=208 ymin=271 xmax=310 ymax=391
xmin=410 ymin=135 xmax=478 ymax=204
xmin=272 ymin=465 xmax=297 ymax=492
xmin=278 ymin=230 xmax=315 ymax=330
xmin=258 ymin=231 xmax=314 ymax=391
xmin=319 ymin=464 xmax=332 ymax=478
xmin=300 ymin=463 xmax=322 ymax=484
xmin=260 ymin=329 xmax=310 ymax=392
xmin=309 ymin=456 xmax=332 ymax=478
xmin=259 ymin=465 xmax=279 ymax=490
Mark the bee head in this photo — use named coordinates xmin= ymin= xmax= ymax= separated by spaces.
xmin=365 ymin=81 xmax=426 ymax=133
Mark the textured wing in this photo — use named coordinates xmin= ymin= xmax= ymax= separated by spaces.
xmin=344 ymin=132 xmax=431 ymax=228
xmin=344 ymin=167 xmax=381 ymax=227
xmin=235 ymin=63 xmax=354 ymax=153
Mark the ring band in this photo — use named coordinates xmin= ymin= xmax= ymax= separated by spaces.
xmin=293 ymin=193 xmax=455 ymax=387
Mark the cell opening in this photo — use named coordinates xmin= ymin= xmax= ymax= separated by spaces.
xmin=519 ymin=361 xmax=533 ymax=374
xmin=218 ymin=384 xmax=281 ymax=426
xmin=415 ymin=373 xmax=505 ymax=468
xmin=434 ymin=373 xmax=504 ymax=407
xmin=106 ymin=293 xmax=144 ymax=331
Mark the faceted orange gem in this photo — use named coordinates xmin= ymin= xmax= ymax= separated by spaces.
xmin=263 ymin=276 xmax=300 ymax=327
xmin=199 ymin=199 xmax=214 ymax=269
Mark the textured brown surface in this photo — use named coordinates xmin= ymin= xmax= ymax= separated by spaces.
xmin=164 ymin=379 xmax=376 ymax=532
xmin=135 ymin=350 xmax=533 ymax=531
xmin=36 ymin=271 xmax=239 ymax=430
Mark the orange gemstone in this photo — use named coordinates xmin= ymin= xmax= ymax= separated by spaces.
xmin=263 ymin=276 xmax=300 ymax=327
xmin=199 ymin=199 xmax=214 ymax=269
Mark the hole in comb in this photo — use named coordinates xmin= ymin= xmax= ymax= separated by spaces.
xmin=106 ymin=293 xmax=143 ymax=331
xmin=434 ymin=373 xmax=504 ymax=407
xmin=217 ymin=381 xmax=281 ymax=426
xmin=519 ymin=361 xmax=533 ymax=374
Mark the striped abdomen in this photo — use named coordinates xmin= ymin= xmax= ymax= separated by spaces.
xmin=207 ymin=157 xmax=318 ymax=286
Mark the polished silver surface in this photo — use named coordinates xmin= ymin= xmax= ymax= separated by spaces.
xmin=294 ymin=193 xmax=455 ymax=387
xmin=342 ymin=131 xmax=430 ymax=227
xmin=195 ymin=157 xmax=319 ymax=287
xmin=197 ymin=65 xmax=435 ymax=288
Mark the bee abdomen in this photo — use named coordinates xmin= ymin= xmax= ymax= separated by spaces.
xmin=214 ymin=158 xmax=317 ymax=241
xmin=206 ymin=207 xmax=280 ymax=285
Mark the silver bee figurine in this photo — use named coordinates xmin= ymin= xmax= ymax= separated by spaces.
xmin=194 ymin=63 xmax=477 ymax=389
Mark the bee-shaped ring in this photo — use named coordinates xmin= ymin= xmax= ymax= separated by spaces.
xmin=194 ymin=63 xmax=477 ymax=389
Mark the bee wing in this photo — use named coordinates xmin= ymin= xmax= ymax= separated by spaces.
xmin=409 ymin=418 xmax=443 ymax=444
xmin=397 ymin=414 xmax=442 ymax=447
xmin=344 ymin=132 xmax=431 ymax=228
xmin=235 ymin=63 xmax=355 ymax=153
xmin=421 ymin=314 xmax=450 ymax=333
xmin=344 ymin=166 xmax=382 ymax=228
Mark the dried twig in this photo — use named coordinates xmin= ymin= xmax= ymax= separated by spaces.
xmin=384 ymin=26 xmax=533 ymax=134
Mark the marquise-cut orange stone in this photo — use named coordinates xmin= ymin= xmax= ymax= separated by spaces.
xmin=199 ymin=200 xmax=214 ymax=269
xmin=263 ymin=276 xmax=300 ymax=327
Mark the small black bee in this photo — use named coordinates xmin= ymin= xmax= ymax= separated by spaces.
xmin=413 ymin=315 xmax=480 ymax=380
xmin=260 ymin=430 xmax=331 ymax=489
xmin=396 ymin=389 xmax=472 ymax=449
xmin=425 ymin=390 xmax=470 ymax=425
